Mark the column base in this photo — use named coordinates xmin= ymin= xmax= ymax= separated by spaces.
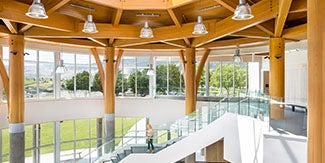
xmin=104 ymin=114 xmax=115 ymax=153
xmin=9 ymin=123 xmax=25 ymax=163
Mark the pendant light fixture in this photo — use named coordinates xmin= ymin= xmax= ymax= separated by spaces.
xmin=56 ymin=60 xmax=67 ymax=74
xmin=232 ymin=0 xmax=254 ymax=20
xmin=140 ymin=21 xmax=154 ymax=38
xmin=147 ymin=50 xmax=155 ymax=75
xmin=82 ymin=15 xmax=98 ymax=33
xmin=233 ymin=46 xmax=243 ymax=63
xmin=26 ymin=0 xmax=48 ymax=19
xmin=147 ymin=64 xmax=155 ymax=76
xmin=192 ymin=16 xmax=208 ymax=35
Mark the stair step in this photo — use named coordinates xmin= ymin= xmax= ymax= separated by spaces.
xmin=117 ymin=152 xmax=126 ymax=159
xmin=124 ymin=149 xmax=132 ymax=156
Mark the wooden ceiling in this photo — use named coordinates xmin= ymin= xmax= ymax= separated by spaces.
xmin=0 ymin=0 xmax=307 ymax=51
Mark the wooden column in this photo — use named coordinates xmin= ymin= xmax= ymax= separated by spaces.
xmin=104 ymin=47 xmax=115 ymax=114
xmin=103 ymin=47 xmax=115 ymax=153
xmin=185 ymin=48 xmax=196 ymax=115
xmin=8 ymin=34 xmax=25 ymax=123
xmin=269 ymin=37 xmax=285 ymax=119
xmin=8 ymin=34 xmax=25 ymax=163
xmin=307 ymin=0 xmax=325 ymax=162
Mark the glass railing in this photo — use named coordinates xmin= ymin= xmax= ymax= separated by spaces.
xmin=0 ymin=117 xmax=145 ymax=163
xmin=90 ymin=91 xmax=271 ymax=163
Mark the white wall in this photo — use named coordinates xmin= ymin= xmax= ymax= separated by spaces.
xmin=285 ymin=50 xmax=307 ymax=104
xmin=264 ymin=134 xmax=307 ymax=163
xmin=0 ymin=98 xmax=185 ymax=129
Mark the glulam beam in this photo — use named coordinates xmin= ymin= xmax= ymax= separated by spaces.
xmin=0 ymin=0 xmax=75 ymax=32
xmin=274 ymin=0 xmax=293 ymax=37
xmin=191 ymin=0 xmax=278 ymax=47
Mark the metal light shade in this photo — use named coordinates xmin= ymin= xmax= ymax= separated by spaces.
xmin=56 ymin=60 xmax=67 ymax=74
xmin=232 ymin=0 xmax=254 ymax=20
xmin=233 ymin=47 xmax=243 ymax=63
xmin=140 ymin=22 xmax=154 ymax=38
xmin=192 ymin=16 xmax=208 ymax=35
xmin=82 ymin=15 xmax=98 ymax=33
xmin=26 ymin=0 xmax=48 ymax=19
xmin=147 ymin=64 xmax=155 ymax=76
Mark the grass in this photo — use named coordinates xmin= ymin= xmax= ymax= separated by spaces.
xmin=1 ymin=117 xmax=141 ymax=161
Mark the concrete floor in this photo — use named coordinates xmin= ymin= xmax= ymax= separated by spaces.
xmin=270 ymin=107 xmax=307 ymax=137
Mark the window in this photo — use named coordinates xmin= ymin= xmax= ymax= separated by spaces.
xmin=61 ymin=53 xmax=75 ymax=98
xmin=90 ymin=55 xmax=104 ymax=97
xmin=75 ymin=54 xmax=90 ymax=97
xmin=38 ymin=51 xmax=55 ymax=99
xmin=24 ymin=49 xmax=37 ymax=99
xmin=123 ymin=57 xmax=136 ymax=97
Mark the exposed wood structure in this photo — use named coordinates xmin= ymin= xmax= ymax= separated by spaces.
xmin=0 ymin=57 xmax=9 ymax=105
xmin=307 ymin=0 xmax=324 ymax=162
xmin=274 ymin=0 xmax=293 ymax=37
xmin=90 ymin=48 xmax=105 ymax=92
xmin=8 ymin=34 xmax=25 ymax=123
xmin=191 ymin=0 xmax=278 ymax=47
xmin=196 ymin=49 xmax=210 ymax=95
xmin=0 ymin=0 xmax=305 ymax=51
xmin=269 ymin=37 xmax=285 ymax=120
xmin=104 ymin=47 xmax=115 ymax=114
xmin=185 ymin=47 xmax=196 ymax=115
xmin=114 ymin=49 xmax=124 ymax=84
xmin=2 ymin=20 xmax=18 ymax=34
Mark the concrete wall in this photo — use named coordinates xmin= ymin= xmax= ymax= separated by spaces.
xmin=0 ymin=98 xmax=185 ymax=129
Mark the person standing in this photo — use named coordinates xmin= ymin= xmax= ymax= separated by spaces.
xmin=147 ymin=123 xmax=155 ymax=153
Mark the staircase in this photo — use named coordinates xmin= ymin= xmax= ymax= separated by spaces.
xmin=88 ymin=92 xmax=271 ymax=163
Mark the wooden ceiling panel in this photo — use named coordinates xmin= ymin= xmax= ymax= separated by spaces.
xmin=177 ymin=0 xmax=232 ymax=22
xmin=285 ymin=12 xmax=307 ymax=28
xmin=56 ymin=0 xmax=115 ymax=23
xmin=120 ymin=10 xmax=174 ymax=27
xmin=286 ymin=12 xmax=307 ymax=21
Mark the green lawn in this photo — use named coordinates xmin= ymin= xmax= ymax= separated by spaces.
xmin=1 ymin=117 xmax=141 ymax=161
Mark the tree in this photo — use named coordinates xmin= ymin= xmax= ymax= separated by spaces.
xmin=115 ymin=71 xmax=128 ymax=96
xmin=92 ymin=72 xmax=102 ymax=92
xmin=65 ymin=71 xmax=89 ymax=91
xmin=128 ymin=69 xmax=149 ymax=96
xmin=210 ymin=64 xmax=246 ymax=95
xmin=156 ymin=65 xmax=167 ymax=94
xmin=91 ymin=71 xmax=127 ymax=95
xmin=156 ymin=64 xmax=184 ymax=94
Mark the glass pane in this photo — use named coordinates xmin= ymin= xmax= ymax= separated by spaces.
xmin=39 ymin=51 xmax=55 ymax=99
xmin=60 ymin=120 xmax=74 ymax=142
xmin=24 ymin=49 xmax=37 ymax=99
xmin=1 ymin=128 xmax=9 ymax=162
xmin=221 ymin=62 xmax=234 ymax=96
xmin=76 ymin=54 xmax=90 ymax=98
xmin=61 ymin=53 xmax=75 ymax=98
xmin=25 ymin=125 xmax=33 ymax=151
xmin=76 ymin=119 xmax=89 ymax=140
xmin=2 ymin=47 xmax=9 ymax=101
xmin=40 ymin=122 xmax=54 ymax=146
xmin=60 ymin=142 xmax=74 ymax=161
xmin=40 ymin=146 xmax=54 ymax=163
xmin=235 ymin=62 xmax=248 ymax=96
xmin=90 ymin=55 xmax=103 ymax=97
xmin=136 ymin=56 xmax=149 ymax=97
xmin=155 ymin=57 xmax=168 ymax=95
xmin=169 ymin=59 xmax=183 ymax=95
xmin=209 ymin=61 xmax=221 ymax=96
xmin=123 ymin=57 xmax=136 ymax=97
